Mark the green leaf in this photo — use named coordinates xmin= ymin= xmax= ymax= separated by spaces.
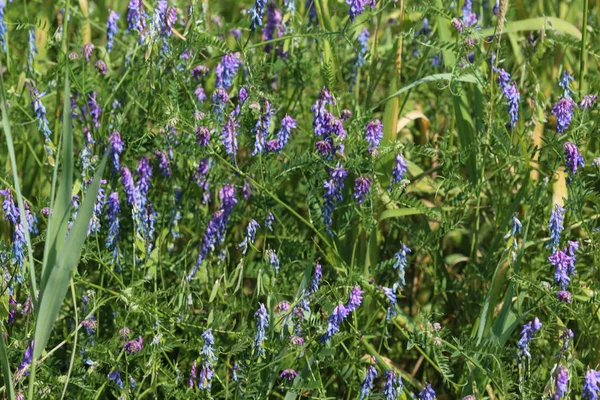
xmin=452 ymin=91 xmax=478 ymax=184
xmin=34 ymin=154 xmax=108 ymax=359
xmin=479 ymin=17 xmax=582 ymax=40
xmin=41 ymin=67 xmax=74 ymax=295
xmin=0 ymin=325 xmax=15 ymax=400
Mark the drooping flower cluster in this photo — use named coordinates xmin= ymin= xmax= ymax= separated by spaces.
xmin=461 ymin=0 xmax=478 ymax=27
xmin=584 ymin=369 xmax=600 ymax=400
xmin=254 ymin=303 xmax=269 ymax=357
xmin=365 ymin=120 xmax=383 ymax=153
xmin=552 ymin=97 xmax=576 ymax=134
xmin=554 ymin=366 xmax=569 ymax=399
xmin=383 ymin=370 xmax=403 ymax=400
xmin=382 ymin=286 xmax=397 ymax=320
xmin=105 ymin=192 xmax=120 ymax=259
xmin=215 ymin=53 xmax=240 ymax=90
xmin=549 ymin=240 xmax=578 ymax=290
xmin=211 ymin=88 xmax=229 ymax=120
xmin=198 ymin=329 xmax=217 ymax=390
xmin=124 ymin=336 xmax=143 ymax=354
xmin=29 ymin=86 xmax=54 ymax=160
xmin=321 ymin=285 xmax=363 ymax=341
xmin=517 ymin=317 xmax=542 ymax=359
xmin=266 ymin=249 xmax=280 ymax=274
xmin=108 ymin=369 xmax=123 ymax=389
xmin=564 ymin=142 xmax=584 ymax=181
xmin=359 ymin=365 xmax=378 ymax=400
xmin=109 ymin=131 xmax=124 ymax=172
xmin=312 ymin=89 xmax=346 ymax=158
xmin=238 ymin=219 xmax=260 ymax=254
xmin=127 ymin=0 xmax=148 ymax=43
xmin=0 ymin=2 xmax=7 ymax=53
xmin=390 ymin=153 xmax=408 ymax=190
xmin=187 ymin=184 xmax=237 ymax=281
xmin=495 ymin=68 xmax=520 ymax=129
xmin=580 ymin=94 xmax=598 ymax=110
xmin=263 ymin=3 xmax=285 ymax=53
xmin=252 ymin=99 xmax=274 ymax=155
xmin=419 ymin=383 xmax=437 ymax=400
xmin=1 ymin=189 xmax=37 ymax=274
xmin=353 ymin=177 xmax=371 ymax=205
xmin=547 ymin=204 xmax=565 ymax=251
xmin=392 ymin=243 xmax=410 ymax=290
xmin=222 ymin=116 xmax=239 ymax=157
xmin=88 ymin=91 xmax=102 ymax=128
xmin=322 ymin=164 xmax=347 ymax=235
xmin=346 ymin=0 xmax=376 ymax=22
xmin=267 ymin=115 xmax=297 ymax=153
xmin=106 ymin=10 xmax=120 ymax=53
xmin=280 ymin=369 xmax=298 ymax=381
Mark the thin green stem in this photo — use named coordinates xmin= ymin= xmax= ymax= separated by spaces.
xmin=579 ymin=0 xmax=589 ymax=96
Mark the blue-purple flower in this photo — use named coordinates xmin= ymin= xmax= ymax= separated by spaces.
xmin=88 ymin=91 xmax=102 ymax=128
xmin=212 ymin=88 xmax=229 ymax=120
xmin=321 ymin=303 xmax=349 ymax=342
xmin=120 ymin=166 xmax=139 ymax=209
xmin=136 ymin=156 xmax=152 ymax=208
xmin=347 ymin=285 xmax=364 ymax=312
xmin=222 ymin=116 xmax=239 ymax=157
xmin=249 ymin=0 xmax=268 ymax=30
xmin=155 ymin=150 xmax=171 ymax=178
xmin=108 ymin=368 xmax=123 ymax=389
xmin=254 ymin=303 xmax=269 ymax=357
xmin=127 ymin=0 xmax=148 ymax=43
xmin=239 ymin=219 xmax=260 ymax=254
xmin=418 ymin=383 xmax=436 ymax=400
xmin=199 ymin=328 xmax=217 ymax=390
xmin=263 ymin=3 xmax=284 ymax=53
xmin=354 ymin=177 xmax=371 ymax=205
xmin=382 ymin=286 xmax=397 ymax=320
xmin=29 ymin=86 xmax=54 ymax=159
xmin=106 ymin=192 xmax=120 ymax=259
xmin=495 ymin=68 xmax=520 ymax=129
xmin=552 ymin=97 xmax=576 ymax=134
xmin=0 ymin=2 xmax=7 ymax=53
xmin=322 ymin=163 xmax=347 ymax=235
xmin=383 ymin=370 xmax=403 ymax=400
xmin=564 ymin=142 xmax=584 ymax=180
xmin=124 ymin=336 xmax=143 ymax=354
xmin=215 ymin=53 xmax=240 ymax=90
xmin=266 ymin=249 xmax=280 ymax=274
xmin=346 ymin=0 xmax=376 ymax=22
xmin=252 ymin=99 xmax=274 ymax=156
xmin=584 ymin=369 xmax=600 ymax=400
xmin=28 ymin=28 xmax=37 ymax=72
xmin=580 ymin=94 xmax=598 ymax=109
xmin=359 ymin=365 xmax=378 ymax=400
xmin=265 ymin=212 xmax=274 ymax=231
xmin=547 ymin=204 xmax=565 ymax=251
xmin=392 ymin=244 xmax=410 ymax=289
xmin=461 ymin=0 xmax=478 ymax=27
xmin=517 ymin=317 xmax=542 ymax=359
xmin=390 ymin=153 xmax=408 ymax=190
xmin=196 ymin=126 xmax=210 ymax=147
xmin=107 ymin=10 xmax=120 ymax=53
xmin=554 ymin=366 xmax=568 ymax=398
xmin=280 ymin=369 xmax=298 ymax=381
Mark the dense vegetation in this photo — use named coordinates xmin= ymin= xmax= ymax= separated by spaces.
xmin=0 ymin=0 xmax=599 ymax=398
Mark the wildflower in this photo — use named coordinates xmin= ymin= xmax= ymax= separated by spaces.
xmin=584 ymin=369 xmax=600 ymax=400
xmin=212 ymin=88 xmax=229 ymax=120
xmin=238 ymin=219 xmax=260 ymax=254
xmin=312 ymin=88 xmax=335 ymax=137
xmin=280 ymin=369 xmax=298 ymax=380
xmin=88 ymin=91 xmax=102 ymax=128
xmin=322 ymin=164 xmax=347 ymax=234
xmin=127 ymin=0 xmax=148 ymax=43
xmin=580 ymin=94 xmax=598 ymax=109
xmin=419 ymin=383 xmax=437 ymax=400
xmin=120 ymin=166 xmax=139 ymax=209
xmin=365 ymin=119 xmax=383 ymax=153
xmin=505 ymin=214 xmax=522 ymax=239
xmin=136 ymin=157 xmax=152 ymax=208
xmin=88 ymin=179 xmax=106 ymax=235
xmin=230 ymin=28 xmax=241 ymax=39
xmin=189 ymin=360 xmax=197 ymax=388
xmin=266 ymin=249 xmax=280 ymax=274
xmin=552 ymin=97 xmax=576 ymax=134
xmin=249 ymin=0 xmax=268 ymax=30
xmin=222 ymin=116 xmax=239 ymax=157
xmin=557 ymin=290 xmax=572 ymax=304
xmin=347 ymin=0 xmax=375 ymax=22
xmin=308 ymin=263 xmax=322 ymax=294
xmin=382 ymin=286 xmax=397 ymax=320
xmin=354 ymin=177 xmax=371 ymax=205
xmin=124 ymin=336 xmax=143 ymax=354
xmin=550 ymin=249 xmax=574 ymax=290
xmin=359 ymin=365 xmax=378 ymax=400
xmin=383 ymin=370 xmax=403 ymax=400
xmin=196 ymin=126 xmax=210 ymax=147
xmin=390 ymin=153 xmax=408 ymax=190
xmin=461 ymin=0 xmax=478 ymax=27
xmin=191 ymin=65 xmax=210 ymax=80
xmin=265 ymin=212 xmax=274 ymax=231
xmin=82 ymin=43 xmax=94 ymax=62
xmin=119 ymin=327 xmax=131 ymax=340
xmin=263 ymin=3 xmax=284 ymax=53
xmin=155 ymin=150 xmax=171 ymax=178
xmin=106 ymin=10 xmax=120 ymax=53
xmin=558 ymin=71 xmax=573 ymax=97
xmin=495 ymin=68 xmax=520 ymax=128
xmin=156 ymin=1 xmax=177 ymax=38
xmin=93 ymin=60 xmax=107 ymax=75
xmin=517 ymin=317 xmax=542 ymax=359
xmin=254 ymin=303 xmax=269 ymax=357
xmin=564 ymin=142 xmax=584 ymax=180
xmin=547 ymin=204 xmax=565 ymax=251
xmin=452 ymin=17 xmax=463 ymax=33
xmin=108 ymin=368 xmax=123 ymax=389
xmin=270 ymin=115 xmax=297 ymax=153
xmin=392 ymin=244 xmax=410 ymax=289
xmin=194 ymin=86 xmax=206 ymax=103
xmin=17 ymin=341 xmax=34 ymax=375
xmin=321 ymin=303 xmax=349 ymax=342
xmin=199 ymin=328 xmax=217 ymax=390
xmin=215 ymin=53 xmax=240 ymax=90
xmin=554 ymin=366 xmax=568 ymax=398
xmin=28 ymin=28 xmax=37 ymax=72
xmin=29 ymin=87 xmax=54 ymax=158
xmin=252 ymin=99 xmax=274 ymax=156
xmin=347 ymin=285 xmax=364 ymax=312
xmin=0 ymin=2 xmax=7 ymax=52
xmin=242 ymin=180 xmax=253 ymax=200
xmin=350 ymin=28 xmax=370 ymax=88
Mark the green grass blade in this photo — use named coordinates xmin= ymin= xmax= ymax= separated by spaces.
xmin=41 ymin=66 xmax=74 ymax=295
xmin=479 ymin=17 xmax=582 ymax=39
xmin=34 ymin=153 xmax=108 ymax=359
xmin=452 ymin=91 xmax=478 ymax=184
xmin=0 ymin=74 xmax=38 ymax=299
xmin=0 ymin=325 xmax=15 ymax=400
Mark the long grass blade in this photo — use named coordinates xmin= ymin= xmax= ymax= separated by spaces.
xmin=479 ymin=17 xmax=582 ymax=39
xmin=0 ymin=325 xmax=15 ymax=400
xmin=41 ymin=65 xmax=74 ymax=295
xmin=34 ymin=153 xmax=108 ymax=359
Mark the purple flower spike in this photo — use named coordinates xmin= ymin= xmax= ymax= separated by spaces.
xmin=354 ymin=177 xmax=371 ymax=205
xmin=106 ymin=10 xmax=120 ymax=53
xmin=215 ymin=53 xmax=240 ymax=90
xmin=584 ymin=369 xmax=600 ymax=400
xmin=280 ymin=369 xmax=298 ymax=381
xmin=359 ymin=365 xmax=378 ymax=400
xmin=124 ymin=336 xmax=143 ymax=354
xmin=517 ymin=317 xmax=542 ymax=359
xmin=365 ymin=119 xmax=383 ymax=153
xmin=418 ymin=383 xmax=436 ymax=400
xmin=552 ymin=97 xmax=575 ymax=134
xmin=564 ymin=142 xmax=584 ymax=180
xmin=346 ymin=285 xmax=364 ymax=312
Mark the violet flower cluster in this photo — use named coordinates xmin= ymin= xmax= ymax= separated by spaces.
xmin=198 ymin=328 xmax=217 ymax=390
xmin=552 ymin=72 xmax=576 ymax=134
xmin=29 ymin=86 xmax=54 ymax=159
xmin=495 ymin=68 xmax=520 ymax=129
xmin=359 ymin=365 xmax=378 ymax=400
xmin=321 ymin=285 xmax=363 ymax=341
xmin=254 ymin=303 xmax=269 ymax=357
xmin=238 ymin=219 xmax=260 ymax=254
xmin=346 ymin=0 xmax=376 ymax=22
xmin=311 ymin=88 xmax=346 ymax=158
xmin=563 ymin=142 xmax=584 ymax=181
xmin=106 ymin=10 xmax=120 ymax=53
xmin=517 ymin=317 xmax=542 ymax=359
xmin=267 ymin=115 xmax=297 ymax=153
xmin=252 ymin=99 xmax=274 ymax=155
xmin=322 ymin=163 xmax=347 ymax=235
xmin=390 ymin=153 xmax=408 ymax=190
xmin=215 ymin=53 xmax=240 ymax=90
